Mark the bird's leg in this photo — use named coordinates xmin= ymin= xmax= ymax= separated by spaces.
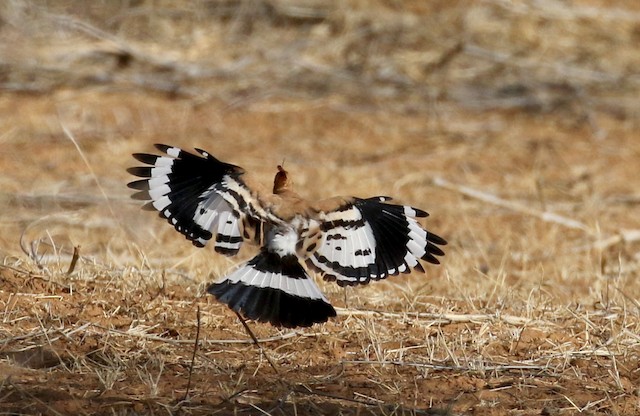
xmin=234 ymin=311 xmax=280 ymax=375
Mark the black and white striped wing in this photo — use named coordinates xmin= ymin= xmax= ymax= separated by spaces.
xmin=127 ymin=144 xmax=270 ymax=255
xmin=308 ymin=197 xmax=446 ymax=286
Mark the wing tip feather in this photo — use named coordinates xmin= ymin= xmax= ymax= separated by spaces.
xmin=130 ymin=190 xmax=151 ymax=201
xmin=154 ymin=143 xmax=171 ymax=152
xmin=428 ymin=233 xmax=447 ymax=246
xmin=127 ymin=166 xmax=151 ymax=178
xmin=127 ymin=179 xmax=150 ymax=191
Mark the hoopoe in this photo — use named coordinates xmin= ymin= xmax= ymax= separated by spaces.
xmin=128 ymin=144 xmax=446 ymax=328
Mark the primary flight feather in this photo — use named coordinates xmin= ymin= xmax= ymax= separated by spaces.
xmin=128 ymin=144 xmax=446 ymax=328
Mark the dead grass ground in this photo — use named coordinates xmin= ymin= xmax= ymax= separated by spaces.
xmin=1 ymin=1 xmax=640 ymax=415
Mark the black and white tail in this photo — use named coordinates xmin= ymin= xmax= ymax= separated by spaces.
xmin=208 ymin=251 xmax=337 ymax=328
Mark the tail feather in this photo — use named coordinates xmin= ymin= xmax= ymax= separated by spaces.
xmin=208 ymin=251 xmax=336 ymax=328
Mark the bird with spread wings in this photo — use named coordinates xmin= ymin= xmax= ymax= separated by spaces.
xmin=128 ymin=144 xmax=446 ymax=328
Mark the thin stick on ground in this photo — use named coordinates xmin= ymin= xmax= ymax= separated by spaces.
xmin=182 ymin=305 xmax=201 ymax=402
xmin=574 ymin=228 xmax=640 ymax=252
xmin=335 ymin=307 xmax=538 ymax=326
xmin=432 ymin=176 xmax=592 ymax=234
xmin=234 ymin=311 xmax=280 ymax=375
xmin=341 ymin=359 xmax=550 ymax=373
xmin=66 ymin=245 xmax=80 ymax=276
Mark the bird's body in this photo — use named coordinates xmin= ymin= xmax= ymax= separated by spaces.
xmin=128 ymin=144 xmax=446 ymax=328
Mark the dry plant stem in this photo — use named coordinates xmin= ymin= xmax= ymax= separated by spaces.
xmin=86 ymin=322 xmax=300 ymax=345
xmin=59 ymin=121 xmax=117 ymax=220
xmin=432 ymin=177 xmax=592 ymax=233
xmin=234 ymin=311 xmax=280 ymax=376
xmin=292 ymin=385 xmax=448 ymax=415
xmin=182 ymin=305 xmax=201 ymax=402
xmin=336 ymin=307 xmax=537 ymax=326
xmin=292 ymin=385 xmax=385 ymax=408
xmin=65 ymin=245 xmax=80 ymax=276
xmin=342 ymin=359 xmax=548 ymax=373
xmin=575 ymin=229 xmax=640 ymax=252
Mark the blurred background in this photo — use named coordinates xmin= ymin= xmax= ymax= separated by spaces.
xmin=0 ymin=1 xmax=639 ymax=413
xmin=1 ymin=0 xmax=638 ymax=295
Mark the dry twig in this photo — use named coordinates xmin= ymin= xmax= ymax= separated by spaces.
xmin=336 ymin=307 xmax=539 ymax=326
xmin=65 ymin=245 xmax=80 ymax=276
xmin=432 ymin=177 xmax=592 ymax=233
xmin=182 ymin=305 xmax=200 ymax=402
xmin=342 ymin=359 xmax=549 ymax=373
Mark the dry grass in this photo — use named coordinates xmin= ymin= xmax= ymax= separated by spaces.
xmin=1 ymin=1 xmax=640 ymax=414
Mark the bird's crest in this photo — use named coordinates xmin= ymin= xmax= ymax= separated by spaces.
xmin=273 ymin=164 xmax=291 ymax=194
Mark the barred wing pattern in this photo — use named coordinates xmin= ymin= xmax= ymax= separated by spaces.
xmin=309 ymin=197 xmax=446 ymax=286
xmin=128 ymin=144 xmax=446 ymax=328
xmin=127 ymin=144 xmax=271 ymax=255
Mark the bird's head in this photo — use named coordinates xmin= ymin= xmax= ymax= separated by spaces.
xmin=273 ymin=165 xmax=293 ymax=194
